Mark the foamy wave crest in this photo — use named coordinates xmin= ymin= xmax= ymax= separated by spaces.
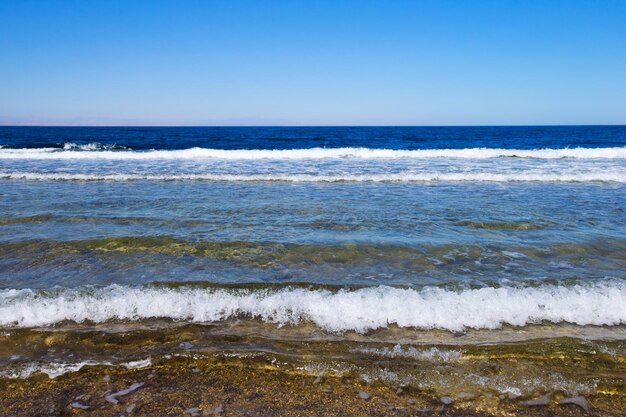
xmin=62 ymin=142 xmax=127 ymax=151
xmin=0 ymin=146 xmax=625 ymax=160
xmin=1 ymin=282 xmax=623 ymax=332
xmin=2 ymin=171 xmax=624 ymax=182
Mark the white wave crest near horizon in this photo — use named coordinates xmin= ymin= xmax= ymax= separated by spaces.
xmin=62 ymin=142 xmax=126 ymax=151
xmin=1 ymin=146 xmax=626 ymax=160
xmin=0 ymin=282 xmax=624 ymax=332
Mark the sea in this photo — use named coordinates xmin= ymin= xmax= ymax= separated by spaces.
xmin=0 ymin=126 xmax=624 ymax=403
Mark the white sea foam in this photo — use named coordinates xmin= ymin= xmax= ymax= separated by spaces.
xmin=62 ymin=142 xmax=124 ymax=151
xmin=122 ymin=358 xmax=152 ymax=369
xmin=355 ymin=344 xmax=463 ymax=361
xmin=1 ymin=171 xmax=624 ymax=182
xmin=0 ymin=146 xmax=625 ymax=160
xmin=0 ymin=360 xmax=108 ymax=379
xmin=0 ymin=357 xmax=151 ymax=379
xmin=0 ymin=283 xmax=624 ymax=332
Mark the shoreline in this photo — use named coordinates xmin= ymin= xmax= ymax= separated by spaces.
xmin=1 ymin=355 xmax=622 ymax=416
xmin=1 ymin=323 xmax=624 ymax=416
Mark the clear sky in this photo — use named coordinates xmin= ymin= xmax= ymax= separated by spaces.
xmin=1 ymin=0 xmax=625 ymax=126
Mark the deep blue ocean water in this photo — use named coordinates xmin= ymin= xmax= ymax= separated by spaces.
xmin=1 ymin=125 xmax=625 ymax=150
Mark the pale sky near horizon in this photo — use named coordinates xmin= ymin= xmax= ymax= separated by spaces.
xmin=1 ymin=0 xmax=625 ymax=126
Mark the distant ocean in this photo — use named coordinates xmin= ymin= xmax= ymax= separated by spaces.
xmin=0 ymin=126 xmax=624 ymax=403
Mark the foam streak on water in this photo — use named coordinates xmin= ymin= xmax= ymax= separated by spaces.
xmin=2 ymin=171 xmax=624 ymax=182
xmin=1 ymin=146 xmax=626 ymax=160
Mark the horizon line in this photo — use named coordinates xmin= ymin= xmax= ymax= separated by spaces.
xmin=1 ymin=123 xmax=625 ymax=128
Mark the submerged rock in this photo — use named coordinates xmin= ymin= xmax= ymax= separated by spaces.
xmin=523 ymin=394 xmax=551 ymax=407
xmin=559 ymin=396 xmax=589 ymax=412
xmin=184 ymin=407 xmax=200 ymax=416
xmin=105 ymin=382 xmax=145 ymax=404
xmin=179 ymin=341 xmax=194 ymax=350
xmin=70 ymin=402 xmax=90 ymax=410
xmin=440 ymin=396 xmax=454 ymax=405
xmin=358 ymin=390 xmax=371 ymax=400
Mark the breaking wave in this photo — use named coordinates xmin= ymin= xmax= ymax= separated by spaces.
xmin=1 ymin=282 xmax=624 ymax=332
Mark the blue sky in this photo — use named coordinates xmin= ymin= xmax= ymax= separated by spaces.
xmin=1 ymin=0 xmax=625 ymax=126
